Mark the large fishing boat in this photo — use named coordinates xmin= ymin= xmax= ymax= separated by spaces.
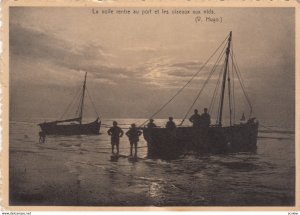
xmin=38 ymin=72 xmax=101 ymax=135
xmin=143 ymin=32 xmax=259 ymax=158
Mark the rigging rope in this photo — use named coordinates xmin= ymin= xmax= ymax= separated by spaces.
xmin=208 ymin=60 xmax=224 ymax=116
xmin=139 ymin=34 xmax=230 ymax=127
xmin=179 ymin=41 xmax=228 ymax=125
xmin=86 ymin=87 xmax=100 ymax=118
xmin=231 ymin=52 xmax=253 ymax=118
xmin=60 ymin=86 xmax=83 ymax=119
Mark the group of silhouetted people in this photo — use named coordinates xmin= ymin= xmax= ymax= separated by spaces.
xmin=189 ymin=108 xmax=211 ymax=128
xmin=164 ymin=108 xmax=211 ymax=130
xmin=107 ymin=121 xmax=142 ymax=158
xmin=108 ymin=108 xmax=210 ymax=157
xmin=38 ymin=108 xmax=211 ymax=157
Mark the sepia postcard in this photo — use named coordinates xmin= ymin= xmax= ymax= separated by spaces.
xmin=0 ymin=0 xmax=299 ymax=212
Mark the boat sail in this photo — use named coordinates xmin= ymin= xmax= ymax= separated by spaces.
xmin=38 ymin=72 xmax=101 ymax=135
xmin=143 ymin=32 xmax=259 ymax=158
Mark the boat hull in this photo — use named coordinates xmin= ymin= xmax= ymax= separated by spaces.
xmin=143 ymin=121 xmax=259 ymax=158
xmin=39 ymin=118 xmax=101 ymax=135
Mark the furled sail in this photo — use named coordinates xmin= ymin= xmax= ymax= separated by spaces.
xmin=39 ymin=117 xmax=81 ymax=125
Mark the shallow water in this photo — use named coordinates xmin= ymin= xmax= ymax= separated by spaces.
xmin=9 ymin=119 xmax=295 ymax=206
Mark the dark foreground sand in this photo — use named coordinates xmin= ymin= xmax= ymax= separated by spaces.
xmin=9 ymin=147 xmax=157 ymax=206
xmin=10 ymin=150 xmax=82 ymax=206
xmin=9 ymin=120 xmax=295 ymax=207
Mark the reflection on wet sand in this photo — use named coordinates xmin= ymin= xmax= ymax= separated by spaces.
xmin=9 ymin=119 xmax=295 ymax=206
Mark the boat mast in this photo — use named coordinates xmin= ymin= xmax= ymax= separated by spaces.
xmin=79 ymin=72 xmax=87 ymax=124
xmin=218 ymin=31 xmax=232 ymax=127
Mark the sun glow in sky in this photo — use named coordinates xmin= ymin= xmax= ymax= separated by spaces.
xmin=9 ymin=7 xmax=294 ymax=128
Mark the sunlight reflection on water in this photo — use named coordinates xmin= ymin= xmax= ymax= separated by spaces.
xmin=9 ymin=119 xmax=295 ymax=206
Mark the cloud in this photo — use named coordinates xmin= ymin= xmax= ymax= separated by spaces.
xmin=10 ymin=23 xmax=95 ymax=63
xmin=10 ymin=24 xmax=109 ymax=65
xmin=170 ymin=61 xmax=202 ymax=70
xmin=132 ymin=56 xmax=225 ymax=90
xmin=123 ymin=46 xmax=157 ymax=53
xmin=9 ymin=22 xmax=233 ymax=94
xmin=93 ymin=78 xmax=117 ymax=85
xmin=9 ymin=22 xmax=224 ymax=91
xmin=10 ymin=23 xmax=131 ymax=86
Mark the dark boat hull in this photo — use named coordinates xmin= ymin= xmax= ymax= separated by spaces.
xmin=39 ymin=118 xmax=101 ymax=135
xmin=143 ymin=121 xmax=259 ymax=158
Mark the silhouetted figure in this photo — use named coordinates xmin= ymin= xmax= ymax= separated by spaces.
xmin=39 ymin=130 xmax=46 ymax=143
xmin=147 ymin=119 xmax=157 ymax=128
xmin=240 ymin=112 xmax=246 ymax=121
xmin=166 ymin=117 xmax=176 ymax=129
xmin=189 ymin=109 xmax=202 ymax=128
xmin=247 ymin=117 xmax=256 ymax=123
xmin=126 ymin=124 xmax=142 ymax=157
xmin=200 ymin=108 xmax=211 ymax=127
xmin=107 ymin=121 xmax=124 ymax=155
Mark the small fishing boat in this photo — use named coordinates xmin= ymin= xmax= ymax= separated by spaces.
xmin=143 ymin=32 xmax=259 ymax=158
xmin=38 ymin=72 xmax=101 ymax=135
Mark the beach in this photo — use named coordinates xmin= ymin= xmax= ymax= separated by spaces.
xmin=9 ymin=119 xmax=295 ymax=206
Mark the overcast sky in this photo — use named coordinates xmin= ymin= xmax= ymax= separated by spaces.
xmin=9 ymin=7 xmax=294 ymax=128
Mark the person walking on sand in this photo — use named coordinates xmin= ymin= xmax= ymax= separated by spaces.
xmin=39 ymin=130 xmax=46 ymax=143
xmin=126 ymin=123 xmax=142 ymax=157
xmin=107 ymin=121 xmax=124 ymax=155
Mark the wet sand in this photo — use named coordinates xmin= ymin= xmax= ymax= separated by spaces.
xmin=9 ymin=120 xmax=295 ymax=206
xmin=10 ymin=146 xmax=156 ymax=206
xmin=10 ymin=150 xmax=81 ymax=205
